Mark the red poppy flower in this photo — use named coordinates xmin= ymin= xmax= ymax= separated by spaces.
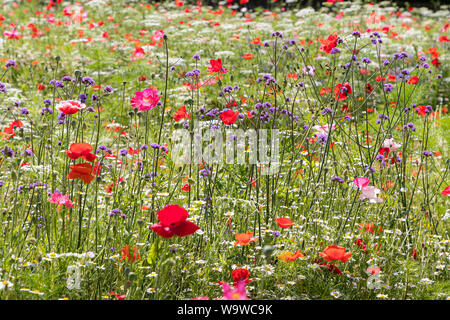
xmin=110 ymin=291 xmax=126 ymax=300
xmin=319 ymin=34 xmax=338 ymax=54
xmin=226 ymin=101 xmax=237 ymax=108
xmin=415 ymin=105 xmax=427 ymax=116
xmin=275 ymin=217 xmax=293 ymax=228
xmin=354 ymin=238 xmax=368 ymax=254
xmin=92 ymin=161 xmax=102 ymax=175
xmin=441 ymin=186 xmax=450 ymax=196
xmin=66 ymin=162 xmax=94 ymax=184
xmin=334 ymin=83 xmax=351 ymax=101
xmin=150 ymin=204 xmax=199 ymax=238
xmin=173 ymin=106 xmax=191 ymax=122
xmin=3 ymin=120 xmax=23 ymax=138
xmin=319 ymin=244 xmax=352 ymax=263
xmin=132 ymin=46 xmax=145 ymax=57
xmin=319 ymin=88 xmax=331 ymax=96
xmin=56 ymin=100 xmax=86 ymax=115
xmin=431 ymin=58 xmax=441 ymax=67
xmin=234 ymin=232 xmax=258 ymax=246
xmin=67 ymin=143 xmax=97 ymax=162
xmin=242 ymin=53 xmax=254 ymax=60
xmin=181 ymin=183 xmax=190 ymax=191
xmin=313 ymin=259 xmax=342 ymax=274
xmin=408 ymin=75 xmax=418 ymax=85
xmin=378 ymin=147 xmax=390 ymax=159
xmin=121 ymin=245 xmax=140 ymax=262
xmin=220 ymin=110 xmax=239 ymax=125
xmin=231 ymin=268 xmax=251 ymax=286
xmin=207 ymin=58 xmax=228 ymax=73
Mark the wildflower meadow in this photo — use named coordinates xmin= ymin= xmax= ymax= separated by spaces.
xmin=0 ymin=0 xmax=449 ymax=303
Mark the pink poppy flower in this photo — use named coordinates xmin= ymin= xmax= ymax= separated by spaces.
xmin=353 ymin=177 xmax=370 ymax=189
xmin=130 ymin=88 xmax=161 ymax=111
xmin=48 ymin=192 xmax=74 ymax=208
xmin=382 ymin=138 xmax=401 ymax=151
xmin=152 ymin=30 xmax=165 ymax=42
xmin=4 ymin=28 xmax=19 ymax=40
xmin=313 ymin=124 xmax=335 ymax=136
xmin=359 ymin=185 xmax=383 ymax=203
xmin=221 ymin=280 xmax=248 ymax=300
xmin=367 ymin=266 xmax=381 ymax=275
xmin=441 ymin=186 xmax=450 ymax=196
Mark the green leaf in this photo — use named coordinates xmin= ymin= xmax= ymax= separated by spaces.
xmin=147 ymin=239 xmax=160 ymax=265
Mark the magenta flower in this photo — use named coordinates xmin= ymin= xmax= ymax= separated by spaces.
xmin=48 ymin=192 xmax=74 ymax=208
xmin=353 ymin=177 xmax=370 ymax=189
xmin=130 ymin=88 xmax=161 ymax=111
xmin=353 ymin=177 xmax=382 ymax=203
xmin=221 ymin=280 xmax=249 ymax=300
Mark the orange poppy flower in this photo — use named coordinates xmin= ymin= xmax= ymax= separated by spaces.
xmin=234 ymin=232 xmax=258 ymax=246
xmin=251 ymin=37 xmax=261 ymax=45
xmin=173 ymin=106 xmax=191 ymax=122
xmin=279 ymin=250 xmax=305 ymax=261
xmin=67 ymin=162 xmax=94 ymax=184
xmin=319 ymin=245 xmax=352 ymax=263
xmin=358 ymin=223 xmax=382 ymax=234
xmin=275 ymin=217 xmax=293 ymax=228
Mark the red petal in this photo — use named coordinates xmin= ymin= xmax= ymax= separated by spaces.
xmin=157 ymin=204 xmax=189 ymax=226
xmin=150 ymin=223 xmax=174 ymax=238
xmin=82 ymin=152 xmax=97 ymax=162
xmin=67 ymin=151 xmax=81 ymax=160
xmin=220 ymin=110 xmax=239 ymax=125
xmin=171 ymin=220 xmax=199 ymax=237
xmin=70 ymin=143 xmax=93 ymax=154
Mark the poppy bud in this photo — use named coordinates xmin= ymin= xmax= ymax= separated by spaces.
xmin=263 ymin=245 xmax=274 ymax=257
xmin=128 ymin=272 xmax=137 ymax=280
